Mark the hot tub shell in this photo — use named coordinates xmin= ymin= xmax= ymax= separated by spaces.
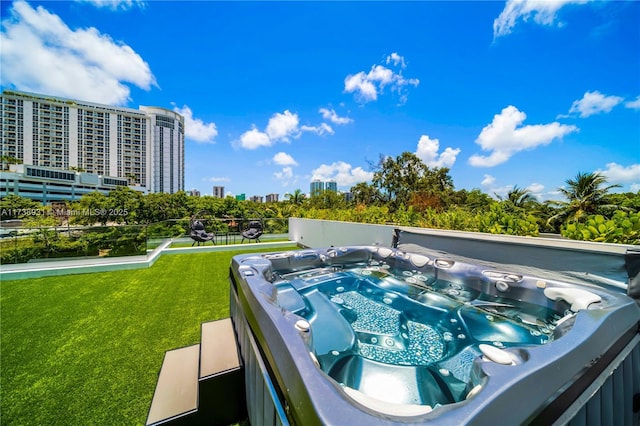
xmin=229 ymin=245 xmax=640 ymax=425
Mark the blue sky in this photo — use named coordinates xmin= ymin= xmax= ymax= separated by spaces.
xmin=1 ymin=0 xmax=639 ymax=200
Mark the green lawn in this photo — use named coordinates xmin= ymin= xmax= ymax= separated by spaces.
xmin=0 ymin=245 xmax=299 ymax=425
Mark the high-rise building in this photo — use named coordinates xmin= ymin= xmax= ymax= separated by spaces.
xmin=188 ymin=189 xmax=201 ymax=197
xmin=310 ymin=179 xmax=324 ymax=197
xmin=265 ymin=193 xmax=279 ymax=203
xmin=249 ymin=195 xmax=263 ymax=203
xmin=0 ymin=90 xmax=184 ymax=194
xmin=326 ymin=180 xmax=338 ymax=192
xmin=212 ymin=186 xmax=225 ymax=198
xmin=311 ymin=179 xmax=339 ymax=196
xmin=139 ymin=106 xmax=184 ymax=194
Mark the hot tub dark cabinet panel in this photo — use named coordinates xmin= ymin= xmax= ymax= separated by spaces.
xmin=228 ymin=246 xmax=640 ymax=426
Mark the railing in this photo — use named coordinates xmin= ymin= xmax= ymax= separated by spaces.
xmin=0 ymin=217 xmax=289 ymax=265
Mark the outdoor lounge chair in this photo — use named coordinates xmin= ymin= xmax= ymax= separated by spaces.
xmin=189 ymin=220 xmax=215 ymax=246
xmin=241 ymin=220 xmax=263 ymax=243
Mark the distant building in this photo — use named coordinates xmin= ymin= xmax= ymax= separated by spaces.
xmin=1 ymin=90 xmax=184 ymax=194
xmin=310 ymin=179 xmax=324 ymax=197
xmin=0 ymin=164 xmax=146 ymax=203
xmin=265 ymin=193 xmax=279 ymax=203
xmin=212 ymin=186 xmax=225 ymax=198
xmin=343 ymin=191 xmax=354 ymax=203
xmin=310 ymin=179 xmax=338 ymax=196
xmin=249 ymin=195 xmax=263 ymax=203
xmin=235 ymin=193 xmax=246 ymax=201
xmin=188 ymin=189 xmax=201 ymax=197
xmin=139 ymin=106 xmax=185 ymax=194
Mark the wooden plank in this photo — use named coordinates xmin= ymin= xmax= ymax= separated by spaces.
xmin=200 ymin=318 xmax=241 ymax=378
xmin=146 ymin=345 xmax=200 ymax=425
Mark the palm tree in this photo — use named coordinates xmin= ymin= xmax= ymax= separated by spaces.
xmin=496 ymin=186 xmax=537 ymax=209
xmin=284 ymin=189 xmax=306 ymax=205
xmin=547 ymin=172 xmax=622 ymax=225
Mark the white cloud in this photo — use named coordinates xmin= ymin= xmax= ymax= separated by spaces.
xmin=415 ymin=135 xmax=460 ymax=168
xmin=204 ymin=176 xmax=230 ymax=183
xmin=493 ymin=182 xmax=544 ymax=201
xmin=311 ymin=161 xmax=374 ymax=188
xmin=344 ymin=54 xmax=419 ymax=104
xmin=239 ymin=127 xmax=271 ymax=150
xmin=494 ymin=0 xmax=588 ymax=38
xmin=172 ymin=105 xmax=217 ymax=143
xmin=625 ymin=96 xmax=640 ymax=110
xmin=273 ymin=152 xmax=298 ymax=167
xmin=266 ymin=110 xmax=300 ymax=141
xmin=527 ymin=183 xmax=545 ymax=194
xmin=344 ymin=72 xmax=379 ymax=102
xmin=567 ymin=91 xmax=624 ymax=118
xmin=386 ymin=52 xmax=406 ymax=68
xmin=527 ymin=183 xmax=545 ymax=200
xmin=491 ymin=185 xmax=516 ymax=200
xmin=300 ymin=123 xmax=334 ymax=136
xmin=274 ymin=166 xmax=294 ymax=184
xmin=469 ymin=105 xmax=578 ymax=167
xmin=0 ymin=1 xmax=155 ymax=106
xmin=319 ymin=108 xmax=353 ymax=125
xmin=481 ymin=174 xmax=496 ymax=186
xmin=75 ymin=0 xmax=145 ymax=10
xmin=597 ymin=163 xmax=640 ymax=184
xmin=239 ymin=110 xmax=334 ymax=150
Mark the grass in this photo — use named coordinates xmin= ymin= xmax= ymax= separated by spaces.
xmin=0 ymin=245 xmax=300 ymax=425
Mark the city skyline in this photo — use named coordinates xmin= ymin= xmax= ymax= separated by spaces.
xmin=1 ymin=0 xmax=638 ymax=201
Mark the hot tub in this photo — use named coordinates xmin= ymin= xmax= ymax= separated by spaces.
xmin=229 ymin=246 xmax=640 ymax=425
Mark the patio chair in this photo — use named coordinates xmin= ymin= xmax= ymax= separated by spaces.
xmin=241 ymin=220 xmax=263 ymax=243
xmin=189 ymin=219 xmax=215 ymax=246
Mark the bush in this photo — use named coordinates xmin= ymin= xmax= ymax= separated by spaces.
xmin=476 ymin=204 xmax=539 ymax=236
xmin=561 ymin=211 xmax=640 ymax=244
xmin=0 ymin=246 xmax=42 ymax=264
xmin=0 ymin=225 xmax=147 ymax=264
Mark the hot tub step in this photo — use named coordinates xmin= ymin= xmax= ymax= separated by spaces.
xmin=198 ymin=318 xmax=247 ymax=425
xmin=200 ymin=318 xmax=242 ymax=379
xmin=146 ymin=344 xmax=200 ymax=426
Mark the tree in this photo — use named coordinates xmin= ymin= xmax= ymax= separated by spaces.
xmin=606 ymin=192 xmax=640 ymax=212
xmin=450 ymin=189 xmax=494 ymax=213
xmin=307 ymin=189 xmax=347 ymax=209
xmin=371 ymin=152 xmax=454 ymax=211
xmin=497 ymin=186 xmax=537 ymax=209
xmin=547 ymin=172 xmax=622 ymax=226
xmin=0 ymin=194 xmax=42 ymax=219
xmin=125 ymin=173 xmax=138 ymax=185
xmin=1 ymin=155 xmax=22 ymax=170
xmin=284 ymin=189 xmax=306 ymax=205
xmin=69 ymin=191 xmax=110 ymax=225
xmin=107 ymin=186 xmax=143 ymax=224
xmin=350 ymin=182 xmax=382 ymax=206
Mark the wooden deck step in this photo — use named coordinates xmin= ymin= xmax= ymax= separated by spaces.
xmin=146 ymin=344 xmax=200 ymax=426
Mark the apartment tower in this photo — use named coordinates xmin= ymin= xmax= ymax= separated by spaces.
xmin=0 ymin=90 xmax=184 ymax=194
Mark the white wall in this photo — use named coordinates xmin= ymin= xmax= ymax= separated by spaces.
xmin=288 ymin=218 xmax=395 ymax=248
